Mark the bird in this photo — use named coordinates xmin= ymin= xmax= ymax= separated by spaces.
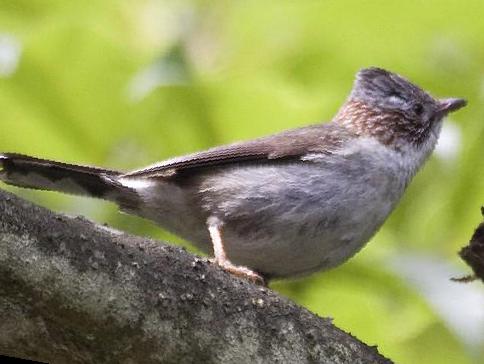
xmin=0 ymin=67 xmax=467 ymax=285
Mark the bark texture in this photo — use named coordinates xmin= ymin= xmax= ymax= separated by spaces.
xmin=0 ymin=189 xmax=392 ymax=364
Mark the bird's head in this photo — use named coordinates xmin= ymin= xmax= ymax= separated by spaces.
xmin=335 ymin=67 xmax=466 ymax=151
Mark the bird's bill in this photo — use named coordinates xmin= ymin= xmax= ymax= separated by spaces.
xmin=438 ymin=98 xmax=467 ymax=114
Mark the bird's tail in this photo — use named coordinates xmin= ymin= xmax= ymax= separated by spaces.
xmin=0 ymin=153 xmax=139 ymax=209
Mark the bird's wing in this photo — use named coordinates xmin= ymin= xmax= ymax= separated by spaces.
xmin=122 ymin=123 xmax=353 ymax=179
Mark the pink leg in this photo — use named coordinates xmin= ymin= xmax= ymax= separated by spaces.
xmin=207 ymin=218 xmax=265 ymax=285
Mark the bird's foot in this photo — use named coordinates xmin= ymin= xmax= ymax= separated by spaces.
xmin=211 ymin=258 xmax=266 ymax=286
xmin=207 ymin=217 xmax=266 ymax=286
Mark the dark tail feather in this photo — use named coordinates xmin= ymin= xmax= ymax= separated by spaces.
xmin=0 ymin=153 xmax=138 ymax=208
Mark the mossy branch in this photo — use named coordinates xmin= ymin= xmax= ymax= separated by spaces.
xmin=0 ymin=189 xmax=391 ymax=364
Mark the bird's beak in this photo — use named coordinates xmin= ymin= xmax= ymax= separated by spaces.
xmin=438 ymin=98 xmax=467 ymax=115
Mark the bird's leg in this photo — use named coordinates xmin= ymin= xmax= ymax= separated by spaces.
xmin=207 ymin=217 xmax=265 ymax=285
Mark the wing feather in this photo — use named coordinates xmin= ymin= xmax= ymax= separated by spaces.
xmin=122 ymin=123 xmax=353 ymax=179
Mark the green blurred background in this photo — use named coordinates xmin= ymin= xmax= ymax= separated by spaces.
xmin=1 ymin=1 xmax=483 ymax=362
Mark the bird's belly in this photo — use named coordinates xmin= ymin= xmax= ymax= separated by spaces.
xmin=221 ymin=194 xmax=395 ymax=278
xmin=197 ymin=160 xmax=403 ymax=277
xmin=134 ymin=156 xmax=406 ymax=278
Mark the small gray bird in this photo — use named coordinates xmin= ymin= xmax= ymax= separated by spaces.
xmin=0 ymin=67 xmax=466 ymax=284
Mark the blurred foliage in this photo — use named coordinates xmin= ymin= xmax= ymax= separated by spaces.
xmin=0 ymin=1 xmax=483 ymax=363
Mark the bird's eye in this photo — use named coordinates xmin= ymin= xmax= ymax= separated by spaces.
xmin=413 ymin=103 xmax=424 ymax=116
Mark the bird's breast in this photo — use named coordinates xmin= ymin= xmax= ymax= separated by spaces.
xmin=196 ymin=144 xmax=410 ymax=277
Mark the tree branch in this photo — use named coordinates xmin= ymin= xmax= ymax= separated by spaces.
xmin=0 ymin=189 xmax=391 ymax=363
xmin=457 ymin=207 xmax=484 ymax=283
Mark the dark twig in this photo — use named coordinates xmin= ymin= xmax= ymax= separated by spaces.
xmin=455 ymin=207 xmax=484 ymax=284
